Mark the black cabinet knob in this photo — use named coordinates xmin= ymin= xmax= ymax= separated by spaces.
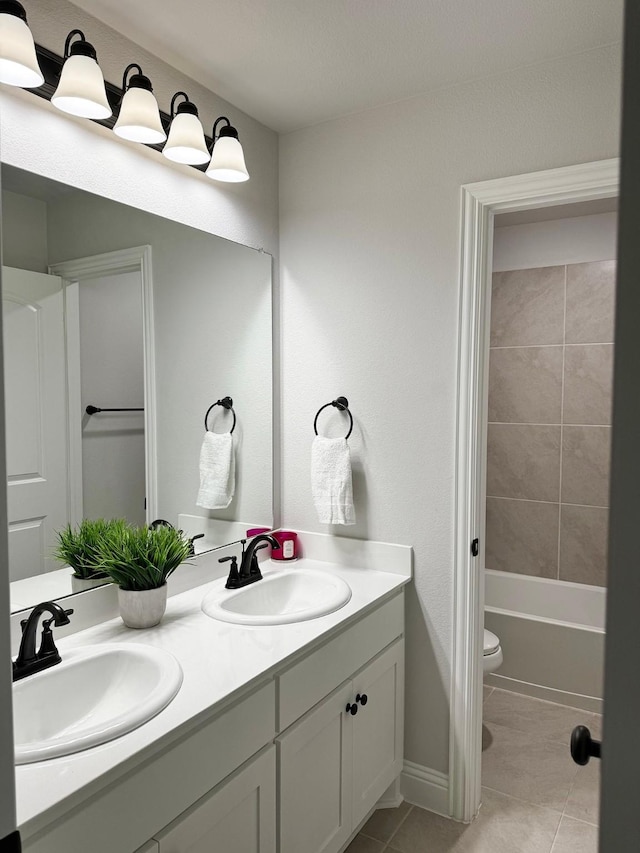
xmin=345 ymin=702 xmax=358 ymax=716
xmin=356 ymin=693 xmax=368 ymax=706
xmin=570 ymin=725 xmax=602 ymax=765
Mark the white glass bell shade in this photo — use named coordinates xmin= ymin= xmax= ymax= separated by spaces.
xmin=114 ymin=86 xmax=166 ymax=144
xmin=52 ymin=53 xmax=111 ymax=119
xmin=0 ymin=12 xmax=43 ymax=87
xmin=205 ymin=135 xmax=249 ymax=183
xmin=163 ymin=112 xmax=210 ymax=165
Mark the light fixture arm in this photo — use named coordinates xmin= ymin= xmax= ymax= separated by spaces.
xmin=211 ymin=115 xmax=232 ymax=143
xmin=63 ymin=29 xmax=87 ymax=59
xmin=170 ymin=90 xmax=190 ymax=118
xmin=122 ymin=62 xmax=143 ymax=91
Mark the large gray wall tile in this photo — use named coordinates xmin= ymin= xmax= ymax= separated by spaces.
xmin=487 ymin=424 xmax=561 ymax=501
xmin=561 ymin=426 xmax=611 ymax=507
xmin=486 ymin=497 xmax=559 ymax=578
xmin=563 ymin=344 xmax=614 ymax=425
xmin=488 ymin=346 xmax=563 ymax=424
xmin=491 ymin=267 xmax=565 ymax=347
xmin=565 ymin=260 xmax=616 ymax=344
xmin=559 ymin=505 xmax=608 ymax=587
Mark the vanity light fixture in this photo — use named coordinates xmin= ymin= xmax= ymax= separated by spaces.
xmin=114 ymin=63 xmax=166 ymax=144
xmin=0 ymin=1 xmax=251 ymax=183
xmin=0 ymin=0 xmax=42 ymax=87
xmin=51 ymin=29 xmax=111 ymax=120
xmin=163 ymin=91 xmax=210 ymax=165
xmin=206 ymin=116 xmax=249 ymax=183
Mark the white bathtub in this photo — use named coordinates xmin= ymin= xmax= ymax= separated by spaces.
xmin=484 ymin=570 xmax=606 ymax=712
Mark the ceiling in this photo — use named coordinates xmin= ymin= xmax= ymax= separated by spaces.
xmin=69 ymin=0 xmax=623 ymax=134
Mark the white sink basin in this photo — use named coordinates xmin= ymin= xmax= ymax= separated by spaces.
xmin=201 ymin=568 xmax=352 ymax=626
xmin=13 ymin=644 xmax=183 ymax=764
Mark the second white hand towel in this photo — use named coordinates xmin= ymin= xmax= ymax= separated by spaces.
xmin=311 ymin=435 xmax=356 ymax=525
xmin=196 ymin=431 xmax=235 ymax=509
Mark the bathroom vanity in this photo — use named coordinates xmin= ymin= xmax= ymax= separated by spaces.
xmin=15 ymin=541 xmax=410 ymax=853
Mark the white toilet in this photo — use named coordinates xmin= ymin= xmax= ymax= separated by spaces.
xmin=483 ymin=628 xmax=503 ymax=675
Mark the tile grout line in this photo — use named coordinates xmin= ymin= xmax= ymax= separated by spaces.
xmin=487 ymin=495 xmax=609 ymax=510
xmin=488 ymin=422 xmax=611 ymax=428
xmin=383 ymin=803 xmax=414 ymax=850
xmin=490 ymin=342 xmax=614 ymax=350
xmin=557 ymin=265 xmax=568 ymax=582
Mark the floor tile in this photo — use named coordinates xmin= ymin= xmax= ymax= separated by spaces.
xmin=360 ymin=801 xmax=412 ymax=843
xmin=391 ymin=788 xmax=560 ymax=852
xmin=483 ymin=686 xmax=494 ymax=703
xmin=551 ymin=816 xmax=599 ymax=853
xmin=482 ymin=720 xmax=577 ymax=811
xmin=483 ymin=688 xmax=602 ymax=745
xmin=564 ymin=760 xmax=600 ymax=825
xmin=345 ymin=833 xmax=385 ymax=853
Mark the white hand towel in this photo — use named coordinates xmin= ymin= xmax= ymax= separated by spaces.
xmin=311 ymin=436 xmax=356 ymax=525
xmin=196 ymin=431 xmax=235 ymax=509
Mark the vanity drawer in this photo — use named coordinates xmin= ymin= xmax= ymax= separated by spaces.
xmin=23 ymin=681 xmax=276 ymax=853
xmin=277 ymin=592 xmax=404 ymax=731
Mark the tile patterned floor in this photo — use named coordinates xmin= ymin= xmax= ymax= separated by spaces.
xmin=346 ymin=687 xmax=601 ymax=853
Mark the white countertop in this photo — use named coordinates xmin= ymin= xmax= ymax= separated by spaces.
xmin=15 ymin=558 xmax=409 ymax=840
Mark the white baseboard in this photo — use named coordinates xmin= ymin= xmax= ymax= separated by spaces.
xmin=401 ymin=761 xmax=449 ymax=817
xmin=375 ymin=777 xmax=404 ymax=809
xmin=485 ymin=673 xmax=604 ymax=714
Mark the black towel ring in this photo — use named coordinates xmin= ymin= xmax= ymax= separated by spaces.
xmin=204 ymin=396 xmax=236 ymax=434
xmin=314 ymin=396 xmax=353 ymax=440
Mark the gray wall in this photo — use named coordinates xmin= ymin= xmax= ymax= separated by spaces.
xmin=2 ymin=190 xmax=47 ymax=272
xmin=279 ymin=44 xmax=622 ymax=775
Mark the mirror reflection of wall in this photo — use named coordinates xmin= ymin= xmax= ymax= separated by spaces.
xmin=2 ymin=164 xmax=273 ymax=612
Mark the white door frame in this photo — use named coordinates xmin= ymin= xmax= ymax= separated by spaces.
xmin=450 ymin=158 xmax=619 ymax=822
xmin=49 ymin=246 xmax=157 ymax=524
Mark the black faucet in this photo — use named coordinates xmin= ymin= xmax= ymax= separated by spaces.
xmin=219 ymin=534 xmax=281 ymax=589
xmin=149 ymin=519 xmax=204 ymax=556
xmin=13 ymin=601 xmax=73 ymax=682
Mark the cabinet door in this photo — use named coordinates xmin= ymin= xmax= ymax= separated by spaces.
xmin=278 ymin=681 xmax=354 ymax=853
xmin=155 ymin=746 xmax=275 ymax=853
xmin=351 ymin=639 xmax=405 ymax=827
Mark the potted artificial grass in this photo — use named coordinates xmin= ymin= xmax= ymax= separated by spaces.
xmin=54 ymin=519 xmax=127 ymax=593
xmin=98 ymin=524 xmax=192 ymax=628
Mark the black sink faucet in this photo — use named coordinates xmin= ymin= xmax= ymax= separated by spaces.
xmin=13 ymin=601 xmax=73 ymax=682
xmin=219 ymin=534 xmax=281 ymax=589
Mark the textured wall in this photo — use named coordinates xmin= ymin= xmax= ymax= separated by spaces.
xmin=486 ymin=259 xmax=616 ymax=588
xmin=279 ymin=44 xmax=622 ymax=774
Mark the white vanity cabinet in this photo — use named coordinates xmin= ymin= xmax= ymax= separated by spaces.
xmin=21 ymin=589 xmax=406 ymax=853
xmin=153 ymin=747 xmax=276 ymax=853
xmin=278 ymin=639 xmax=404 ymax=853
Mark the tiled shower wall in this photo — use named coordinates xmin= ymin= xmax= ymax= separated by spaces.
xmin=485 ymin=260 xmax=616 ymax=587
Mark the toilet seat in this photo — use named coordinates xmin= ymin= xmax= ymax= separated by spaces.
xmin=483 ymin=629 xmax=500 ymax=656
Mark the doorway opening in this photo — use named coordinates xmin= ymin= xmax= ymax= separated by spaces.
xmin=451 ymin=159 xmax=619 ymax=825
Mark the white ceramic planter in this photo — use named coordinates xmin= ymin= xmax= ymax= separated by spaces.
xmin=117 ymin=584 xmax=168 ymax=629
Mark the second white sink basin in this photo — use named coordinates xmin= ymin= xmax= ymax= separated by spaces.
xmin=202 ymin=568 xmax=352 ymax=626
xmin=13 ymin=643 xmax=183 ymax=764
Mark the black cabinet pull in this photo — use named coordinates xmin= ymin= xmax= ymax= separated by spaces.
xmin=345 ymin=702 xmax=358 ymax=716
xmin=356 ymin=693 xmax=368 ymax=706
xmin=570 ymin=725 xmax=601 ymax=765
